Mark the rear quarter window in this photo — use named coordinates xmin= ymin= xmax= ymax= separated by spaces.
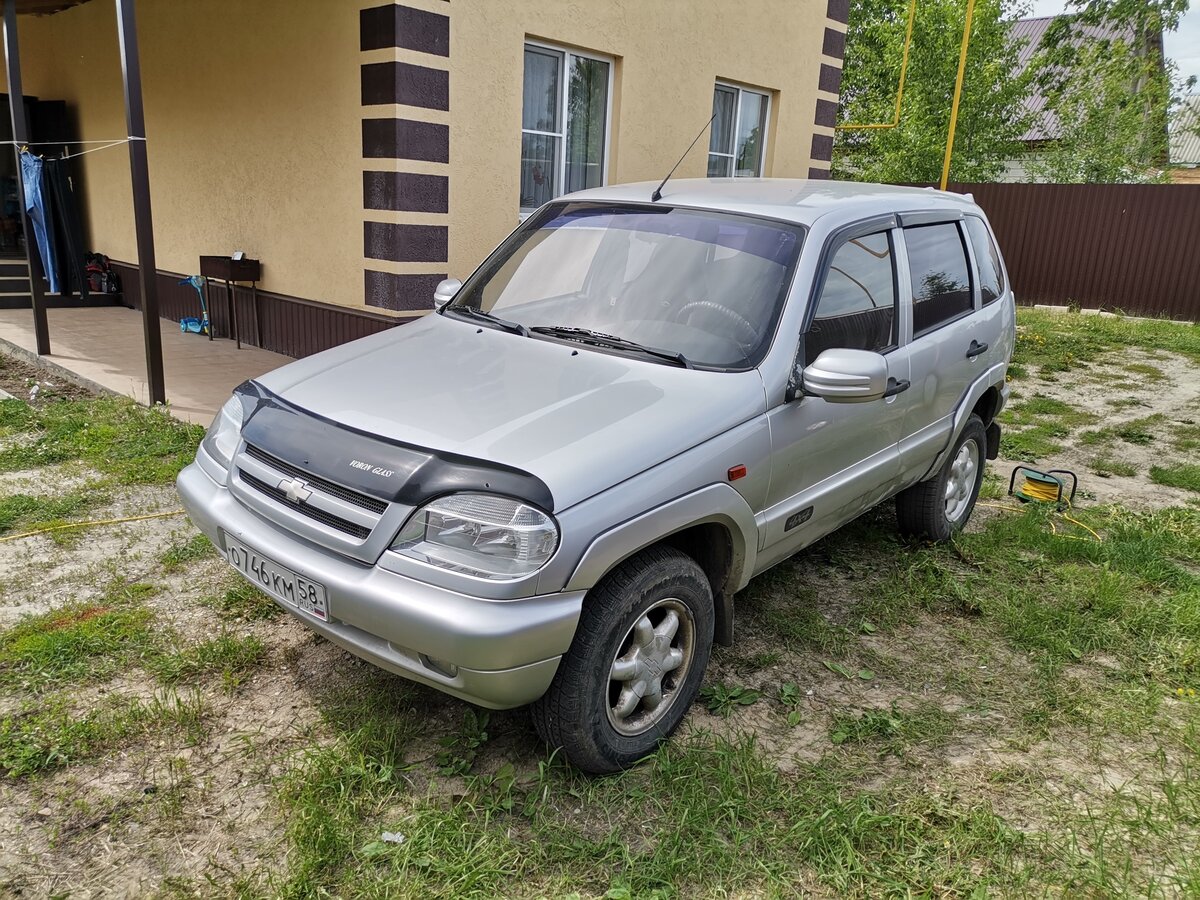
xmin=905 ymin=223 xmax=973 ymax=336
xmin=964 ymin=216 xmax=1005 ymax=305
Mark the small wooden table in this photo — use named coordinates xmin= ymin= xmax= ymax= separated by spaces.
xmin=199 ymin=255 xmax=261 ymax=349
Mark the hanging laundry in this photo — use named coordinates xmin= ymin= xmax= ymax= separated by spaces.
xmin=44 ymin=158 xmax=88 ymax=299
xmin=19 ymin=150 xmax=61 ymax=294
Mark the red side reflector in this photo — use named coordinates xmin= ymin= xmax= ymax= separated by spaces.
xmin=727 ymin=464 xmax=747 ymax=482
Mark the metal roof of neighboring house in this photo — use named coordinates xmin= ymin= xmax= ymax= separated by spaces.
xmin=1009 ymin=15 xmax=1135 ymax=143
xmin=1171 ymin=95 xmax=1200 ymax=165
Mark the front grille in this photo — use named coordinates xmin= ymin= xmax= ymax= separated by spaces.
xmin=244 ymin=443 xmax=388 ymax=514
xmin=239 ymin=469 xmax=372 ymax=539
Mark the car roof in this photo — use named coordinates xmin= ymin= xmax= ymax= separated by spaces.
xmin=560 ymin=178 xmax=978 ymax=229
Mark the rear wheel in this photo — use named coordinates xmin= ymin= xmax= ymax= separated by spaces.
xmin=896 ymin=414 xmax=986 ymax=541
xmin=531 ymin=546 xmax=714 ymax=774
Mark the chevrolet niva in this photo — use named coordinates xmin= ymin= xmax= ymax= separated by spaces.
xmin=178 ymin=179 xmax=1014 ymax=773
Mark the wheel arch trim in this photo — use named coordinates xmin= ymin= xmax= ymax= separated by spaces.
xmin=563 ymin=483 xmax=759 ymax=628
xmin=923 ymin=363 xmax=1008 ymax=480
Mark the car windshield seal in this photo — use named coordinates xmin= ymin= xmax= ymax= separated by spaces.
xmin=529 ymin=325 xmax=693 ymax=368
xmin=442 ymin=305 xmax=529 ymax=336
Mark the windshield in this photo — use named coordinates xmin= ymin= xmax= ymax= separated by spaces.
xmin=448 ymin=202 xmax=805 ymax=369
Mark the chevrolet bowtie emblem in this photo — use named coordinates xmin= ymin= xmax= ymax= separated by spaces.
xmin=279 ymin=476 xmax=312 ymax=504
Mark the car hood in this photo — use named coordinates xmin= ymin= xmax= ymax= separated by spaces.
xmin=255 ymin=314 xmax=766 ymax=510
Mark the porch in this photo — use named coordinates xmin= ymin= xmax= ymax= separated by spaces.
xmin=0 ymin=305 xmax=289 ymax=422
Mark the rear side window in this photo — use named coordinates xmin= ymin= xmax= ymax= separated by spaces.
xmin=905 ymin=223 xmax=973 ymax=336
xmin=805 ymin=231 xmax=896 ymax=361
xmin=964 ymin=216 xmax=1005 ymax=305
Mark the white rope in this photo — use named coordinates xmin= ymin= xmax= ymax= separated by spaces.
xmin=6 ymin=137 xmax=145 ymax=160
xmin=4 ymin=137 xmax=146 ymax=145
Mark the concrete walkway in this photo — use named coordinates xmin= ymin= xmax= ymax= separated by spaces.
xmin=0 ymin=306 xmax=293 ymax=424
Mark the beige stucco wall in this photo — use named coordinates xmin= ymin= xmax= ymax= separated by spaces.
xmin=9 ymin=0 xmax=829 ymax=311
xmin=447 ymin=0 xmax=827 ymax=280
xmin=10 ymin=0 xmax=366 ymax=308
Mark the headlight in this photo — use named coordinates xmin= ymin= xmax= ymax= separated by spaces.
xmin=201 ymin=395 xmax=245 ymax=469
xmin=391 ymin=493 xmax=559 ymax=580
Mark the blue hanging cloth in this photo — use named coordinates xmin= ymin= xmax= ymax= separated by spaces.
xmin=19 ymin=150 xmax=61 ymax=294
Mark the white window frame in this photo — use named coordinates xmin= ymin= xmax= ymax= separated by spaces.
xmin=709 ymin=81 xmax=771 ymax=178
xmin=520 ymin=40 xmax=614 ymax=215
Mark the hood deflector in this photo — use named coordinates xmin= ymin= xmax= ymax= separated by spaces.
xmin=233 ymin=381 xmax=555 ymax=512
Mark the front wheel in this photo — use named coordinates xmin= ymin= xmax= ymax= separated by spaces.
xmin=896 ymin=414 xmax=987 ymax=541
xmin=531 ymin=546 xmax=714 ymax=774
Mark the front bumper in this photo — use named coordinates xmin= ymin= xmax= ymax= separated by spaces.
xmin=177 ymin=457 xmax=584 ymax=709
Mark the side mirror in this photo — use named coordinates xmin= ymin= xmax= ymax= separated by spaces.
xmin=433 ymin=278 xmax=462 ymax=310
xmin=800 ymin=348 xmax=889 ymax=403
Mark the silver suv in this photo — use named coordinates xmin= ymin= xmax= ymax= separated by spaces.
xmin=178 ymin=179 xmax=1014 ymax=773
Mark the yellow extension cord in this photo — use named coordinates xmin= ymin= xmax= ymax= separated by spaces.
xmin=0 ymin=510 xmax=186 ymax=544
xmin=980 ymin=471 xmax=1103 ymax=543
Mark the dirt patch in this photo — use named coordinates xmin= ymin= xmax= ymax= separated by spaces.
xmin=1004 ymin=348 xmax=1200 ymax=509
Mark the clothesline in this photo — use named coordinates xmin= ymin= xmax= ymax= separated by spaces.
xmin=6 ymin=136 xmax=145 ymax=161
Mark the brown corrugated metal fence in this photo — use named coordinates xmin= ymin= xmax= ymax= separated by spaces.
xmin=944 ymin=183 xmax=1200 ymax=321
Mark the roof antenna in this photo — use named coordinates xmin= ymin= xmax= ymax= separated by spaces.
xmin=651 ymin=113 xmax=717 ymax=202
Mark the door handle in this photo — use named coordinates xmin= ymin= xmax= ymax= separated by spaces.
xmin=882 ymin=377 xmax=910 ymax=398
xmin=966 ymin=340 xmax=989 ymax=359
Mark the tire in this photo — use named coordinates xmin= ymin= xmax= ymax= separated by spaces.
xmin=531 ymin=546 xmax=714 ymax=775
xmin=896 ymin=414 xmax=987 ymax=542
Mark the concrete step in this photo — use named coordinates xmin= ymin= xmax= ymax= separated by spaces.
xmin=0 ymin=262 xmax=29 ymax=278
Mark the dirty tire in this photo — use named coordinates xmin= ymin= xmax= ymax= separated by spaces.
xmin=896 ymin=413 xmax=987 ymax=542
xmin=531 ymin=546 xmax=714 ymax=775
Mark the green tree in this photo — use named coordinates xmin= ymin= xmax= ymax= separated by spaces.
xmin=833 ymin=0 xmax=1036 ymax=183
xmin=1028 ymin=0 xmax=1189 ymax=181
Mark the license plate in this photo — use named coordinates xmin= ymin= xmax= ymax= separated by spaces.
xmin=225 ymin=537 xmax=328 ymax=621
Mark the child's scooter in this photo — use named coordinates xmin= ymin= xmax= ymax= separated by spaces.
xmin=178 ymin=275 xmax=210 ymax=335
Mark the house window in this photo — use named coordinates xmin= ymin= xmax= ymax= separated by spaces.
xmin=520 ymin=42 xmax=612 ymax=213
xmin=708 ymin=83 xmax=770 ymax=177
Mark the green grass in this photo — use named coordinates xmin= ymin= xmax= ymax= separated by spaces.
xmin=1123 ymin=362 xmax=1167 ymax=381
xmin=1079 ymin=414 xmax=1166 ymax=448
xmin=829 ymin=703 xmax=958 ymax=753
xmin=0 ymin=395 xmax=203 ymax=484
xmin=0 ymin=485 xmax=111 ymax=535
xmin=1150 ymin=463 xmax=1200 ymax=493
xmin=1088 ymin=456 xmax=1138 ymax=478
xmin=999 ymin=424 xmax=1067 ymax=462
xmin=1012 ymin=308 xmax=1200 ymax=374
xmin=0 ymin=689 xmax=206 ymax=778
xmin=0 ymin=585 xmax=160 ymax=689
xmin=1002 ymin=394 xmax=1097 ymax=429
xmin=160 ymin=533 xmax=216 ymax=572
xmin=997 ymin=393 xmax=1098 ymax=462
xmin=1172 ymin=420 xmax=1200 ymax=453
xmin=151 ymin=633 xmax=266 ymax=690
xmin=204 ymin=580 xmax=281 ymax=621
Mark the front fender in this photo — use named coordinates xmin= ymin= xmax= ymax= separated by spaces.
xmin=563 ymin=483 xmax=759 ymax=594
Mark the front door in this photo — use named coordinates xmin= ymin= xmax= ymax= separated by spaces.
xmin=757 ymin=227 xmax=908 ymax=567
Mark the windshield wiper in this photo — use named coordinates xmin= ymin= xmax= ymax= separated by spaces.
xmin=530 ymin=326 xmax=692 ymax=369
xmin=444 ymin=305 xmax=529 ymax=336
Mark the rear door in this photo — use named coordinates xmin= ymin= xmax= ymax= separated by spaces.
xmin=894 ymin=215 xmax=995 ymax=474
